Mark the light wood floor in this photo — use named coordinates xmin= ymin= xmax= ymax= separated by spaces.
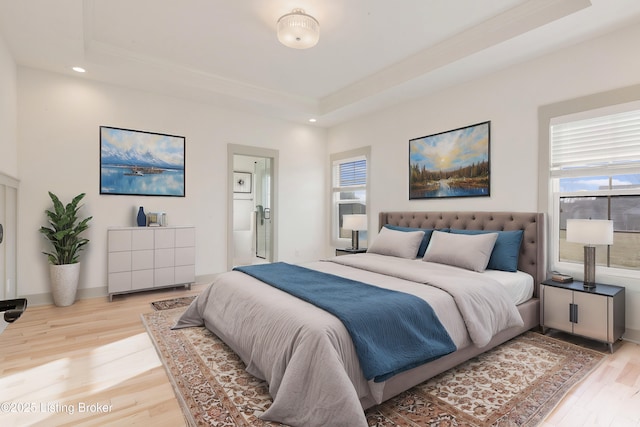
xmin=1 ymin=286 xmax=639 ymax=427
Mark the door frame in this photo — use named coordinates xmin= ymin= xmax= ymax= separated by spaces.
xmin=227 ymin=144 xmax=279 ymax=271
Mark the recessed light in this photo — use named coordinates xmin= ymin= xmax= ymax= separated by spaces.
xmin=309 ymin=118 xmax=317 ymax=123
xmin=72 ymin=67 xmax=86 ymax=73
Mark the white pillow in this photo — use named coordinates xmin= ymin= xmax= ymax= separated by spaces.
xmin=367 ymin=227 xmax=425 ymax=259
xmin=422 ymin=230 xmax=498 ymax=272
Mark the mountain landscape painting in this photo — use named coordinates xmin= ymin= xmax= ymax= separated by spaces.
xmin=409 ymin=121 xmax=490 ymax=200
xmin=100 ymin=126 xmax=185 ymax=196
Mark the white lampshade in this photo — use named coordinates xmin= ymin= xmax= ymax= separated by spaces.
xmin=566 ymin=219 xmax=613 ymax=245
xmin=343 ymin=214 xmax=367 ymax=231
xmin=277 ymin=9 xmax=319 ymax=49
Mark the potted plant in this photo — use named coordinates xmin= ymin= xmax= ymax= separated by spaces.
xmin=39 ymin=192 xmax=92 ymax=306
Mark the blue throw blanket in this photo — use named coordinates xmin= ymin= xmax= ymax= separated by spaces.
xmin=233 ymin=262 xmax=456 ymax=382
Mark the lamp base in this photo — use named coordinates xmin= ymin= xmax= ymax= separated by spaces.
xmin=583 ymin=245 xmax=596 ymax=289
xmin=350 ymin=230 xmax=360 ymax=250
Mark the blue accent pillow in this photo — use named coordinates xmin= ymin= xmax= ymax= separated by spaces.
xmin=383 ymin=225 xmax=449 ymax=258
xmin=449 ymin=229 xmax=524 ymax=272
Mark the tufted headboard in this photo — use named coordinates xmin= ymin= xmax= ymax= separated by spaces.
xmin=379 ymin=211 xmax=545 ymax=292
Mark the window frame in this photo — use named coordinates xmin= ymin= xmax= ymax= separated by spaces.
xmin=330 ymin=147 xmax=370 ymax=249
xmin=539 ymin=88 xmax=640 ymax=284
xmin=551 ymin=188 xmax=640 ymax=279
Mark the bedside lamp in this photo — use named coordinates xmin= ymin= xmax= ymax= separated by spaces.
xmin=343 ymin=214 xmax=367 ymax=250
xmin=566 ymin=219 xmax=613 ymax=289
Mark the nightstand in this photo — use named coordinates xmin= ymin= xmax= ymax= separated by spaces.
xmin=540 ymin=279 xmax=625 ymax=352
xmin=335 ymin=248 xmax=367 ymax=256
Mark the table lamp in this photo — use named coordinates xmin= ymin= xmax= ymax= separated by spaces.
xmin=566 ymin=219 xmax=613 ymax=289
xmin=342 ymin=214 xmax=367 ymax=250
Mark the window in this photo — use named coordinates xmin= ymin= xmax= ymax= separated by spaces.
xmin=549 ymin=102 xmax=640 ymax=277
xmin=331 ymin=147 xmax=370 ymax=248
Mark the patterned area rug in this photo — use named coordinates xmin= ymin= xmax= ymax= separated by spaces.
xmin=142 ymin=305 xmax=605 ymax=427
xmin=151 ymin=296 xmax=196 ymax=311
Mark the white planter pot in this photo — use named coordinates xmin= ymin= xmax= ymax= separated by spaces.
xmin=49 ymin=263 xmax=81 ymax=307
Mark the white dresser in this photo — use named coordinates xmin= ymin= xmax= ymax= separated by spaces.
xmin=108 ymin=226 xmax=195 ymax=301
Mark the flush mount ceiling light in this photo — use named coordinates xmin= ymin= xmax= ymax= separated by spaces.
xmin=277 ymin=8 xmax=319 ymax=49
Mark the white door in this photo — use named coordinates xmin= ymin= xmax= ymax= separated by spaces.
xmin=0 ymin=175 xmax=19 ymax=300
xmin=0 ymin=184 xmax=5 ymax=301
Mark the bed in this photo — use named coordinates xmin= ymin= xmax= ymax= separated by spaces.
xmin=174 ymin=211 xmax=544 ymax=427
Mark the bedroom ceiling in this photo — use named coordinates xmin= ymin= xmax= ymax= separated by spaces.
xmin=1 ymin=0 xmax=640 ymax=126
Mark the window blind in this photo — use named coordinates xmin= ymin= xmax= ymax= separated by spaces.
xmin=551 ymin=109 xmax=640 ymax=174
xmin=337 ymin=159 xmax=366 ymax=187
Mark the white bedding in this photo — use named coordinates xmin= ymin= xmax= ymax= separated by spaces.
xmin=173 ymin=253 xmax=525 ymax=427
xmin=333 ymin=256 xmax=534 ymax=305
xmin=481 ymin=268 xmax=534 ymax=305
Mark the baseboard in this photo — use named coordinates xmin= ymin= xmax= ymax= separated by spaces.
xmin=623 ymin=328 xmax=640 ymax=344
xmin=20 ymin=274 xmax=219 ymax=306
xmin=21 ymin=286 xmax=109 ymax=306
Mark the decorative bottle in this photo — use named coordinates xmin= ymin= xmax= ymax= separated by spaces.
xmin=137 ymin=206 xmax=146 ymax=227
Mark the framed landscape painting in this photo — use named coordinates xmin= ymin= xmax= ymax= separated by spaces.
xmin=100 ymin=126 xmax=185 ymax=196
xmin=409 ymin=121 xmax=490 ymax=200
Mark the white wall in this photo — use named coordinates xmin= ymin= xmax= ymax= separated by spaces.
xmin=327 ymin=23 xmax=640 ymax=337
xmin=12 ymin=20 xmax=640 ymax=335
xmin=17 ymin=67 xmax=327 ymax=303
xmin=0 ymin=33 xmax=17 ymax=178
xmin=329 ymin=23 xmax=640 ymax=216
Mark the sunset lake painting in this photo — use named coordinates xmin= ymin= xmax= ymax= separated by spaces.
xmin=409 ymin=121 xmax=490 ymax=199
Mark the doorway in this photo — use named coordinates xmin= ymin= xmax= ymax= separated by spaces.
xmin=227 ymin=145 xmax=278 ymax=270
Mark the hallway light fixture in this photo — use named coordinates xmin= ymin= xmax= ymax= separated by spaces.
xmin=277 ymin=8 xmax=319 ymax=49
